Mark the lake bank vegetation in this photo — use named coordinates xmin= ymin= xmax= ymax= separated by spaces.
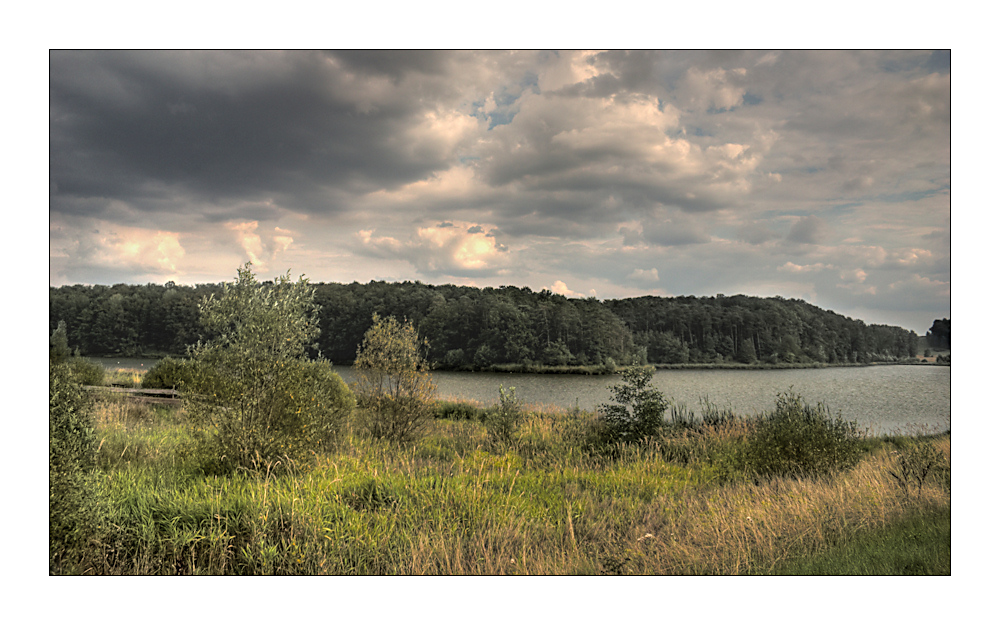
xmin=52 ymin=378 xmax=950 ymax=575
xmin=50 ymin=266 xmax=949 ymax=575
xmin=50 ymin=278 xmax=926 ymax=372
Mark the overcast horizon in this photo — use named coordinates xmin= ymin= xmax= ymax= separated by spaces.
xmin=49 ymin=50 xmax=950 ymax=333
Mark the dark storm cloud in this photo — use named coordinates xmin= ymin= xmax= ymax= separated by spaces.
xmin=49 ymin=51 xmax=467 ymax=219
xmin=332 ymin=50 xmax=453 ymax=79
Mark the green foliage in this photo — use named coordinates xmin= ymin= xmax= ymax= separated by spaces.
xmin=49 ymin=362 xmax=102 ymax=573
xmin=598 ymin=365 xmax=669 ymax=444
xmin=433 ymin=399 xmax=485 ymax=421
xmin=740 ymin=391 xmax=863 ymax=478
xmin=353 ymin=313 xmax=437 ymax=441
xmin=141 ymin=356 xmax=195 ymax=389
xmin=927 ymin=318 xmax=950 ymax=349
xmin=75 ymin=391 xmax=950 ymax=575
xmin=51 ymin=320 xmax=105 ymax=385
xmin=737 ymin=338 xmax=757 ymax=364
xmin=51 ymin=280 xmax=920 ymax=369
xmin=68 ymin=356 xmax=105 ymax=386
xmin=50 ymin=320 xmax=71 ymax=364
xmin=185 ymin=264 xmax=353 ymax=473
xmin=483 ymin=385 xmax=523 ymax=447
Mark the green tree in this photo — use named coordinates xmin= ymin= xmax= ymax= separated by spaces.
xmin=185 ymin=264 xmax=353 ymax=472
xmin=50 ymin=320 xmax=71 ymax=364
xmin=737 ymin=338 xmax=758 ymax=364
xmin=484 ymin=384 xmax=523 ymax=447
xmin=353 ymin=313 xmax=437 ymax=441
xmin=598 ymin=365 xmax=669 ymax=444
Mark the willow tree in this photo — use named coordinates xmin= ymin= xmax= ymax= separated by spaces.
xmin=185 ymin=264 xmax=353 ymax=472
xmin=353 ymin=313 xmax=436 ymax=441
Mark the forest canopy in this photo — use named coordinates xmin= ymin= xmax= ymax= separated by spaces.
xmin=49 ymin=280 xmax=919 ymax=368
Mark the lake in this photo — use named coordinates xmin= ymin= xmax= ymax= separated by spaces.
xmin=91 ymin=357 xmax=950 ymax=436
xmin=332 ymin=365 xmax=950 ymax=436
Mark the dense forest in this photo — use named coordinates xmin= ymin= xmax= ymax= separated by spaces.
xmin=49 ymin=280 xmax=920 ymax=368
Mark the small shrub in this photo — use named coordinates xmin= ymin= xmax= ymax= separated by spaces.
xmin=142 ymin=356 xmax=194 ymax=389
xmin=597 ymin=365 xmax=668 ymax=444
xmin=740 ymin=391 xmax=862 ymax=479
xmin=434 ymin=400 xmax=484 ymax=421
xmin=483 ymin=385 xmax=523 ymax=447
xmin=68 ymin=357 xmax=104 ymax=386
xmin=887 ymin=439 xmax=946 ymax=499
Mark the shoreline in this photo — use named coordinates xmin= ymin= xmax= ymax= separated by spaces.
xmin=89 ymin=354 xmax=949 ymax=376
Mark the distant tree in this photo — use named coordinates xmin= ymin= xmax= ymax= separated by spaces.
xmin=928 ymin=318 xmax=950 ymax=349
xmin=737 ymin=338 xmax=758 ymax=364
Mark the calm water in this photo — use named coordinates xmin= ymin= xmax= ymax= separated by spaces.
xmin=92 ymin=357 xmax=950 ymax=436
xmin=332 ymin=365 xmax=951 ymax=436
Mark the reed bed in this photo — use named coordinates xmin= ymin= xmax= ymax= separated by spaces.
xmin=68 ymin=395 xmax=949 ymax=575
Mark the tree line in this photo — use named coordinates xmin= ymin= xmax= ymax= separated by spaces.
xmin=49 ymin=279 xmax=919 ymax=367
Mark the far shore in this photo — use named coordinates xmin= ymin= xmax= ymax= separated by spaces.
xmin=90 ymin=354 xmax=949 ymax=376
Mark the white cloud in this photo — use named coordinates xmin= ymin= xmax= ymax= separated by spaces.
xmin=680 ymin=67 xmax=747 ymax=111
xmin=227 ymin=221 xmax=293 ymax=271
xmin=548 ymin=279 xmax=595 ymax=298
xmin=536 ymin=50 xmax=603 ymax=92
xmin=628 ymin=268 xmax=659 ymax=283
xmin=356 ymin=221 xmax=509 ymax=277
xmin=779 ymin=261 xmax=833 ymax=273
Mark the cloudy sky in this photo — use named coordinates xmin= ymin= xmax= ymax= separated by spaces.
xmin=49 ymin=50 xmax=950 ymax=332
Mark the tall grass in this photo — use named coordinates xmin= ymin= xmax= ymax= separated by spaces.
xmin=65 ymin=393 xmax=950 ymax=575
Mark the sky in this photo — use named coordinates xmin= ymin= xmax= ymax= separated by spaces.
xmin=49 ymin=50 xmax=950 ymax=332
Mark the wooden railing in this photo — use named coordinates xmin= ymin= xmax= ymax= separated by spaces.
xmin=83 ymin=386 xmax=181 ymax=404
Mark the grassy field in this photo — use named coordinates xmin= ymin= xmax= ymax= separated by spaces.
xmin=54 ymin=386 xmax=950 ymax=576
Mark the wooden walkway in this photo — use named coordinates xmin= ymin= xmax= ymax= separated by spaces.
xmin=84 ymin=386 xmax=182 ymax=405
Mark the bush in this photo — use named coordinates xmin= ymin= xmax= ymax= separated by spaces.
xmin=68 ymin=356 xmax=105 ymax=386
xmin=740 ymin=391 xmax=862 ymax=479
xmin=141 ymin=356 xmax=195 ymax=389
xmin=887 ymin=439 xmax=947 ymax=499
xmin=433 ymin=400 xmax=484 ymax=421
xmin=49 ymin=362 xmax=102 ymax=573
xmin=353 ymin=314 xmax=436 ymax=441
xmin=185 ymin=264 xmax=352 ymax=472
xmin=597 ymin=365 xmax=668 ymax=444
xmin=483 ymin=385 xmax=523 ymax=447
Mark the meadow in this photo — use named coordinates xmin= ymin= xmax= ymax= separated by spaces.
xmin=55 ymin=368 xmax=950 ymax=576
